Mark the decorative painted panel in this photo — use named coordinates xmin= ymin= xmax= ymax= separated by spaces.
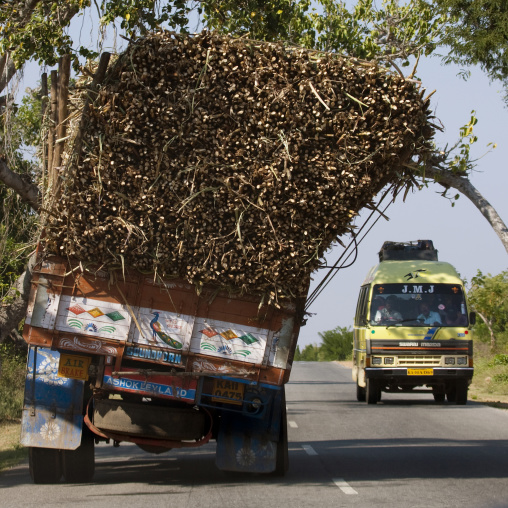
xmin=190 ymin=317 xmax=269 ymax=364
xmin=131 ymin=307 xmax=194 ymax=351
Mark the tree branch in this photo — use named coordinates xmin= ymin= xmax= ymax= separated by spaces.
xmin=475 ymin=309 xmax=496 ymax=349
xmin=0 ymin=158 xmax=40 ymax=212
xmin=0 ymin=252 xmax=36 ymax=344
xmin=422 ymin=164 xmax=508 ymax=255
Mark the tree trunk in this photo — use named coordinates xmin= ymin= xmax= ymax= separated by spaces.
xmin=0 ymin=158 xmax=40 ymax=211
xmin=423 ymin=165 xmax=508 ymax=255
xmin=476 ymin=309 xmax=496 ymax=350
xmin=47 ymin=69 xmax=58 ymax=183
xmin=0 ymin=253 xmax=36 ymax=344
xmin=50 ymin=55 xmax=71 ymax=200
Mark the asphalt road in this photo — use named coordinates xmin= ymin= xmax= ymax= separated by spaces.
xmin=2 ymin=362 xmax=508 ymax=507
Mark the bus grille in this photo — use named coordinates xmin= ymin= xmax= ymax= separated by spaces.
xmin=397 ymin=356 xmax=442 ymax=366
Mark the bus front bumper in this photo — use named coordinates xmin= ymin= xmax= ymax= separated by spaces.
xmin=365 ymin=367 xmax=474 ymax=382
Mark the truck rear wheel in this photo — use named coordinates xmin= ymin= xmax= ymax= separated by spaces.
xmin=273 ymin=394 xmax=289 ymax=476
xmin=29 ymin=447 xmax=62 ymax=484
xmin=366 ymin=379 xmax=380 ymax=404
xmin=62 ymin=425 xmax=95 ymax=483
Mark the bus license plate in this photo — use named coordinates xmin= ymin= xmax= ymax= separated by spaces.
xmin=212 ymin=379 xmax=245 ymax=405
xmin=407 ymin=368 xmax=433 ymax=376
xmin=58 ymin=353 xmax=91 ymax=380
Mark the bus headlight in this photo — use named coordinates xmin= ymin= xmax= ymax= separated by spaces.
xmin=384 ymin=357 xmax=394 ymax=365
xmin=445 ymin=357 xmax=455 ymax=365
xmin=457 ymin=357 xmax=468 ymax=365
xmin=372 ymin=357 xmax=382 ymax=365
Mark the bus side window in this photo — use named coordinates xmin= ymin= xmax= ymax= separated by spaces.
xmin=355 ymin=285 xmax=370 ymax=326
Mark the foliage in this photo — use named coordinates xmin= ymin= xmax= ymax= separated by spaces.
xmin=0 ymin=1 xmax=83 ymax=69
xmin=0 ymin=0 xmax=193 ymax=75
xmin=490 ymin=353 xmax=508 ymax=366
xmin=294 ymin=326 xmax=353 ymax=361
xmin=435 ymin=0 xmax=508 ymax=102
xmin=200 ymin=0 xmax=314 ymax=45
xmin=294 ymin=343 xmax=319 ymax=361
xmin=310 ymin=0 xmax=446 ymax=63
xmin=0 ymin=343 xmax=26 ymax=422
xmin=468 ymin=270 xmax=508 ymax=348
xmin=0 ymin=89 xmax=41 ymax=300
xmin=470 ymin=341 xmax=508 ymax=400
xmin=317 ymin=326 xmax=353 ymax=361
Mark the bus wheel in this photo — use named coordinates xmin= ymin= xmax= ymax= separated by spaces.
xmin=454 ymin=380 xmax=469 ymax=405
xmin=356 ymin=381 xmax=366 ymax=402
xmin=62 ymin=425 xmax=95 ymax=483
xmin=433 ymin=387 xmax=445 ymax=403
xmin=446 ymin=384 xmax=456 ymax=403
xmin=366 ymin=379 xmax=379 ymax=404
xmin=29 ymin=447 xmax=62 ymax=484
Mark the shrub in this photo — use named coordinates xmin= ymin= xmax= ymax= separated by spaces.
xmin=0 ymin=344 xmax=26 ymax=423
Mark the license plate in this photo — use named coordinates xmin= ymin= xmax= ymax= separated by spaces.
xmin=212 ymin=379 xmax=245 ymax=405
xmin=58 ymin=353 xmax=91 ymax=380
xmin=407 ymin=368 xmax=433 ymax=376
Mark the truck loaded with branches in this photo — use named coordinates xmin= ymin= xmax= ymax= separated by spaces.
xmin=20 ymin=31 xmax=434 ymax=483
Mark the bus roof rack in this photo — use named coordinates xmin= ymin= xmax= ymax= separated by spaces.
xmin=378 ymin=240 xmax=438 ymax=262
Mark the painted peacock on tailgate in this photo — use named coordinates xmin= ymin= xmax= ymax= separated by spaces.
xmin=149 ymin=312 xmax=183 ymax=349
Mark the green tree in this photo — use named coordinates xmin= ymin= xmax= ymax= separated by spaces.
xmin=317 ymin=326 xmax=353 ymax=361
xmin=296 ymin=343 xmax=320 ymax=361
xmin=435 ymin=0 xmax=508 ymax=102
xmin=469 ymin=270 xmax=508 ymax=350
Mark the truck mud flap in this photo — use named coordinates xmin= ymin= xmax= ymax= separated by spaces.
xmin=20 ymin=346 xmax=85 ymax=450
xmin=215 ymin=388 xmax=284 ymax=473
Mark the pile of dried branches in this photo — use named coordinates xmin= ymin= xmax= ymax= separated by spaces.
xmin=44 ymin=31 xmax=434 ymax=300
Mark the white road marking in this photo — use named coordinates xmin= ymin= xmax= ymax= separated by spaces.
xmin=302 ymin=444 xmax=318 ymax=456
xmin=333 ymin=478 xmax=358 ymax=495
xmin=288 ymin=420 xmax=298 ymax=428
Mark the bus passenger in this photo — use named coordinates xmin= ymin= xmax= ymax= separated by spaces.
xmin=375 ymin=295 xmax=402 ymax=323
xmin=418 ymin=302 xmax=442 ymax=326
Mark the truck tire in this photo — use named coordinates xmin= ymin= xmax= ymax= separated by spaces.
xmin=273 ymin=390 xmax=289 ymax=476
xmin=62 ymin=425 xmax=95 ymax=483
xmin=356 ymin=380 xmax=366 ymax=402
xmin=28 ymin=447 xmax=62 ymax=484
xmin=366 ymin=379 xmax=379 ymax=405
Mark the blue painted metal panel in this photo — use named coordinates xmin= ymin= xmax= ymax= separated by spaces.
xmin=20 ymin=347 xmax=85 ymax=450
xmin=215 ymin=388 xmax=283 ymax=473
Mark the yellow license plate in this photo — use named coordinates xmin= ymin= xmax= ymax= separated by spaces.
xmin=407 ymin=368 xmax=433 ymax=376
xmin=58 ymin=353 xmax=91 ymax=380
xmin=212 ymin=379 xmax=245 ymax=405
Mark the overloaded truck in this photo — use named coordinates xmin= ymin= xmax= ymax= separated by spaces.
xmin=18 ymin=31 xmax=434 ymax=483
xmin=352 ymin=240 xmax=475 ymax=404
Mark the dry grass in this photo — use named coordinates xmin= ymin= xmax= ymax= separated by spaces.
xmin=0 ymin=422 xmax=27 ymax=473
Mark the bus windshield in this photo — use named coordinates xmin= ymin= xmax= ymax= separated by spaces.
xmin=369 ymin=283 xmax=468 ymax=327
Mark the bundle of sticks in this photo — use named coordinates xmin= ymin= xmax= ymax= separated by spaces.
xmin=44 ymin=31 xmax=433 ymax=301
